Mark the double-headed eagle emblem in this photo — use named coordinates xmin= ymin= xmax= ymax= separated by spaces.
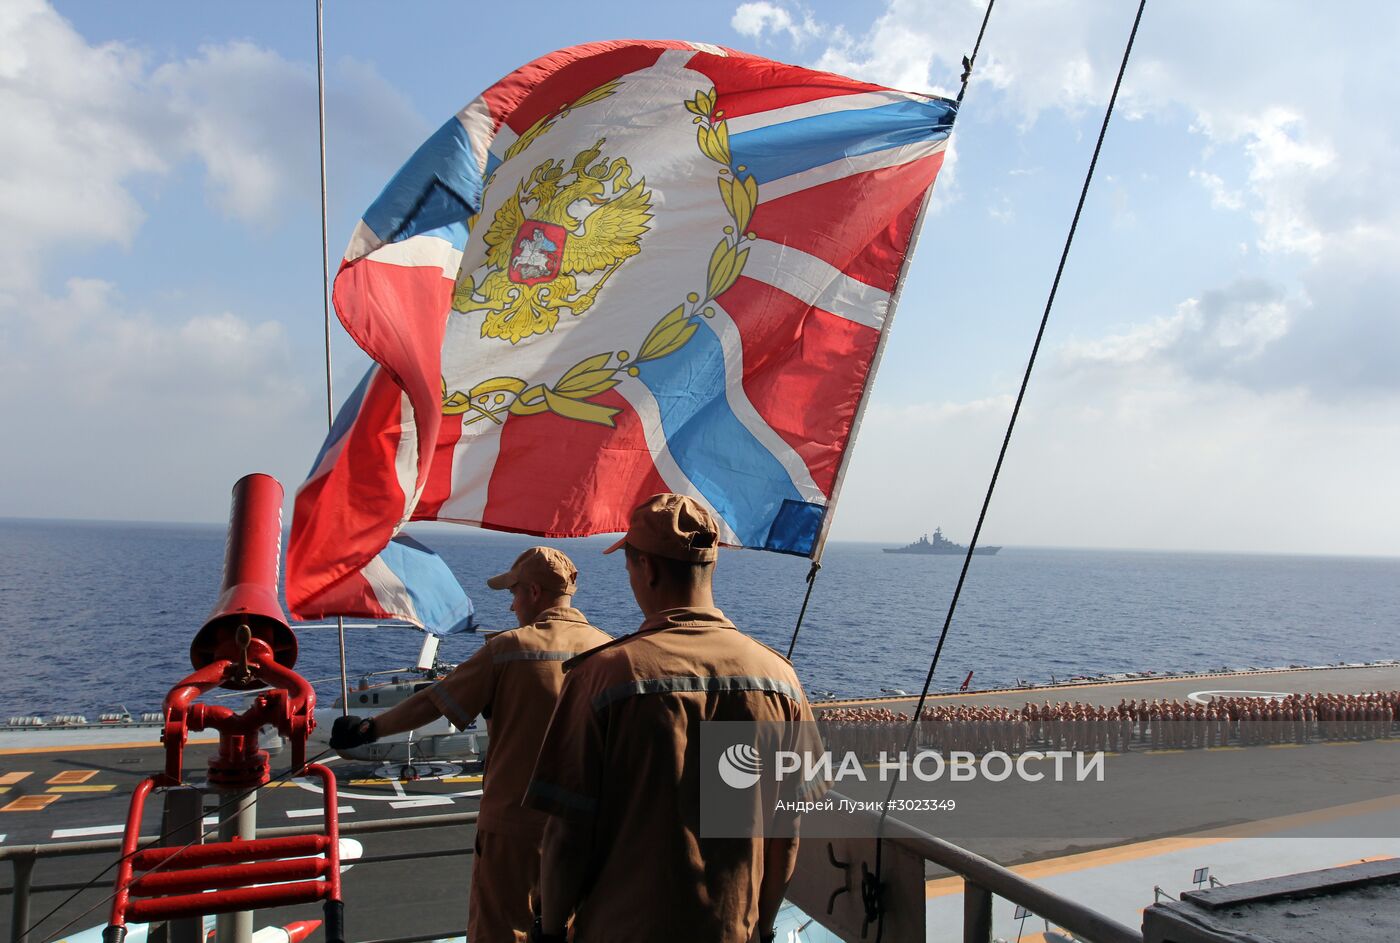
xmin=452 ymin=138 xmax=654 ymax=344
xmin=444 ymin=83 xmax=752 ymax=429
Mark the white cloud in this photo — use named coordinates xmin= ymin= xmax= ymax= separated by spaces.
xmin=0 ymin=277 xmax=321 ymax=521
xmin=0 ymin=0 xmax=166 ymax=288
xmin=1 ymin=278 xmax=306 ymax=411
xmin=808 ymin=1 xmax=957 ymax=99
xmin=1060 ymin=280 xmax=1292 ymax=379
xmin=1237 ymin=108 xmax=1336 ymax=256
xmin=0 ymin=1 xmax=423 ymax=521
xmin=987 ymin=193 xmax=1014 ymax=222
xmin=1189 ymin=169 xmax=1243 ymax=211
xmin=152 ymin=42 xmax=425 ymax=225
xmin=731 ymin=2 xmax=823 ymax=45
xmin=152 ymin=41 xmax=312 ymax=224
xmin=766 ymin=0 xmax=1400 ymax=400
xmin=832 ymin=367 xmax=1400 ymax=556
xmin=0 ymin=0 xmax=426 ymax=264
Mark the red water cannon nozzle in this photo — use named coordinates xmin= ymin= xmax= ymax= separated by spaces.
xmin=157 ymin=474 xmax=315 ymax=788
xmin=190 ymin=473 xmax=297 ymax=685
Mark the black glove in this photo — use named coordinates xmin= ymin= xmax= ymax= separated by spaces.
xmin=329 ymin=715 xmax=378 ymax=750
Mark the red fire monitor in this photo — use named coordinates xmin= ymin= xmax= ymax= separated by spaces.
xmin=103 ymin=474 xmax=343 ymax=943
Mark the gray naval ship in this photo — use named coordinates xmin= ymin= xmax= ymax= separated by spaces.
xmin=884 ymin=526 xmax=1001 ymax=555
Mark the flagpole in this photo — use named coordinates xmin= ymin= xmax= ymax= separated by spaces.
xmin=809 ymin=180 xmax=938 ymax=563
xmin=784 ymin=181 xmax=937 ymax=659
xmin=313 ymin=0 xmax=351 ymax=717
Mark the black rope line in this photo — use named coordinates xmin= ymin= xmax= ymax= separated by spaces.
xmin=957 ymin=0 xmax=997 ymax=105
xmin=871 ymin=1 xmax=1148 ymax=938
xmin=783 ymin=561 xmax=823 ymax=660
xmin=25 ymin=748 xmax=336 ymax=943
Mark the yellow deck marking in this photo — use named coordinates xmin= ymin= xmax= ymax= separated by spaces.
xmin=925 ymin=835 xmax=1232 ymax=898
xmin=1 ymin=795 xmax=61 ymax=812
xmin=342 ymin=775 xmax=485 ymax=786
xmin=47 ymin=784 xmax=117 ymax=793
xmin=924 ymin=793 xmax=1400 ymax=898
xmin=47 ymin=770 xmax=98 ymax=785
xmin=0 ymin=772 xmax=33 ymax=785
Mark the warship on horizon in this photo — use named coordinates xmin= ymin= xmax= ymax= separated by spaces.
xmin=883 ymin=526 xmax=1001 ymax=555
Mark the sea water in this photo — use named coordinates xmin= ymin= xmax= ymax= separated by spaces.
xmin=1 ymin=518 xmax=1396 ymax=716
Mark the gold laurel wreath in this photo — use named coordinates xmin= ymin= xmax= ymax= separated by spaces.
xmin=444 ymin=86 xmax=757 ymax=427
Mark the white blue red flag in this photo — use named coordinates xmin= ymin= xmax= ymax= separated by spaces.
xmin=287 ymin=40 xmax=955 ymax=616
xmin=292 ymin=532 xmax=476 ymax=636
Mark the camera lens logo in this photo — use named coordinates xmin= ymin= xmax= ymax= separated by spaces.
xmin=717 ymin=743 xmax=763 ymax=789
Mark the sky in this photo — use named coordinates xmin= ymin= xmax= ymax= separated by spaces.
xmin=1 ymin=0 xmax=1396 ymax=556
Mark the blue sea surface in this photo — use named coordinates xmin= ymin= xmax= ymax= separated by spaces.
xmin=0 ymin=518 xmax=1396 ymax=717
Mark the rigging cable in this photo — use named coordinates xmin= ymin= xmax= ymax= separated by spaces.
xmin=313 ymin=0 xmax=353 ymax=718
xmin=24 ymin=749 xmax=336 ymax=943
xmin=870 ymin=1 xmax=1148 ymax=939
xmin=784 ymin=561 xmax=821 ymax=660
xmin=782 ymin=0 xmax=999 ymax=666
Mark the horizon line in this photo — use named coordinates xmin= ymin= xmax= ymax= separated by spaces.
xmin=2 ymin=514 xmax=1397 ymax=562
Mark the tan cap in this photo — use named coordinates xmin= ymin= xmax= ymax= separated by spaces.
xmin=486 ymin=547 xmax=578 ymax=594
xmin=603 ymin=493 xmax=720 ymax=563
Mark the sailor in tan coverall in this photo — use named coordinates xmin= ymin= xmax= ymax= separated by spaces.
xmin=330 ymin=547 xmax=611 ymax=942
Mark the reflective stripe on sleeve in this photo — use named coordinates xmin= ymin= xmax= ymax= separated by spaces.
xmin=427 ymin=680 xmax=475 ymax=728
xmin=492 ymin=650 xmax=581 ymax=664
xmin=591 ymin=675 xmax=804 ymax=712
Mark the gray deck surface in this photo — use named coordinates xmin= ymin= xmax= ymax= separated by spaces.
xmin=2 ymin=665 xmax=1397 ymax=942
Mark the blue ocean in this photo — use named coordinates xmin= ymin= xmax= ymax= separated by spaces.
xmin=1 ymin=518 xmax=1397 ymax=717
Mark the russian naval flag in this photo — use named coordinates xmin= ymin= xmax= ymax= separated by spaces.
xmin=291 ymin=525 xmax=476 ymax=636
xmin=287 ymin=40 xmax=955 ymax=617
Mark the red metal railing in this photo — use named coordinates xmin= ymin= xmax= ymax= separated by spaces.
xmin=108 ymin=766 xmax=340 ymax=925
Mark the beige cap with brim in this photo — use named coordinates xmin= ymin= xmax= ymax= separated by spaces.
xmin=603 ymin=493 xmax=720 ymax=563
xmin=486 ymin=546 xmax=578 ymax=595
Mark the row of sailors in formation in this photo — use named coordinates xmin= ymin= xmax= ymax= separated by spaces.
xmin=815 ymin=691 xmax=1400 ymax=756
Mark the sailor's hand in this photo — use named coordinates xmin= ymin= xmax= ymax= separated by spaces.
xmin=329 ymin=715 xmax=378 ymax=751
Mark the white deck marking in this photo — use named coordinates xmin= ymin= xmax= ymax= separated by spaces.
xmin=51 ymin=824 xmax=124 ymax=839
xmin=1188 ymin=689 xmax=1290 ymax=704
xmin=389 ymin=797 xmax=455 ymax=809
xmin=285 ymin=805 xmax=355 ymax=819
